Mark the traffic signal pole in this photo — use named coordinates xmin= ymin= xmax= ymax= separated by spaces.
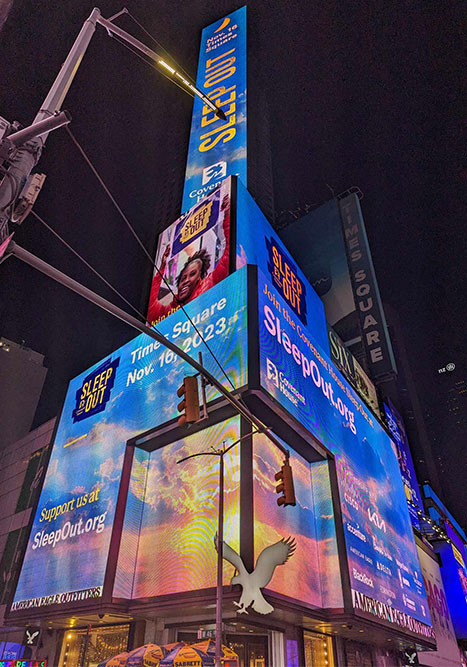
xmin=2 ymin=239 xmax=290 ymax=458
xmin=177 ymin=439 xmax=240 ymax=667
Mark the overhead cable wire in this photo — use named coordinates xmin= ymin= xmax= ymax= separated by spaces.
xmin=31 ymin=209 xmax=147 ymax=321
xmin=31 ymin=210 xmax=266 ymax=444
xmin=124 ymin=9 xmax=195 ymax=83
xmin=65 ymin=126 xmax=241 ymax=396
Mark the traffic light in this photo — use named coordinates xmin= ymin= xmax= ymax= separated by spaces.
xmin=177 ymin=376 xmax=200 ymax=427
xmin=275 ymin=461 xmax=296 ymax=507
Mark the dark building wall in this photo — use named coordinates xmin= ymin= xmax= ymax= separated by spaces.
xmin=0 ymin=338 xmax=47 ymax=449
xmin=380 ymin=305 xmax=442 ymax=495
xmin=426 ymin=362 xmax=467 ymax=529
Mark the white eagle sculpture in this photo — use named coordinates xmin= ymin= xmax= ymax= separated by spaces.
xmin=215 ymin=534 xmax=296 ymax=614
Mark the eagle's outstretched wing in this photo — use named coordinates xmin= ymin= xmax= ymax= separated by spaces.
xmin=252 ymin=537 xmax=296 ymax=588
xmin=214 ymin=534 xmax=247 ymax=577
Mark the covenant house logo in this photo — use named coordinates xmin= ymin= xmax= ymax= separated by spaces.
xmin=202 ymin=161 xmax=227 ymax=185
xmin=266 ymin=358 xmax=305 ymax=408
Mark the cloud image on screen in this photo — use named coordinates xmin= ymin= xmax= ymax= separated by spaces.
xmin=115 ymin=417 xmax=241 ymax=599
xmin=253 ymin=433 xmax=342 ymax=609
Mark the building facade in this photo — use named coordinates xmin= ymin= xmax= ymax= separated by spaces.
xmin=0 ymin=337 xmax=47 ymax=450
xmin=5 ymin=183 xmax=438 ymax=667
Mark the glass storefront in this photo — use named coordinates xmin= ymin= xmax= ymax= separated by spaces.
xmin=227 ymin=635 xmax=267 ymax=667
xmin=57 ymin=624 xmax=129 ymax=667
xmin=304 ymin=631 xmax=334 ymax=667
xmin=178 ymin=631 xmax=267 ymax=667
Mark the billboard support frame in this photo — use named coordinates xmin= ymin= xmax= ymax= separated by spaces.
xmin=327 ymin=453 xmax=354 ymax=614
xmin=102 ymin=443 xmax=136 ymax=603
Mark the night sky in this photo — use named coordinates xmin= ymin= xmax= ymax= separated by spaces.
xmin=0 ymin=1 xmax=465 ymax=522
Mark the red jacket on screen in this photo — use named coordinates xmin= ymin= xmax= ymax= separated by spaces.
xmin=147 ymin=215 xmax=230 ymax=324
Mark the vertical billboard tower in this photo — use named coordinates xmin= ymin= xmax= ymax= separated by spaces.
xmin=181 ymin=7 xmax=247 ymax=212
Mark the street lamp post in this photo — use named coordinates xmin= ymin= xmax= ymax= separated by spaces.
xmin=0 ymin=7 xmax=226 ymax=240
xmin=177 ymin=438 xmax=242 ymax=667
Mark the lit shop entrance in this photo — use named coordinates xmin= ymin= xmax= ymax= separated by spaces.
xmin=178 ymin=631 xmax=268 ymax=667
xmin=303 ymin=631 xmax=335 ymax=667
xmin=57 ymin=624 xmax=130 ymax=667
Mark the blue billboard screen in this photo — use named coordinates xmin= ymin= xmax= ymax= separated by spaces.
xmin=182 ymin=7 xmax=247 ymax=212
xmin=235 ymin=178 xmax=329 ymax=355
xmin=115 ymin=418 xmax=241 ymax=599
xmin=148 ymin=179 xmax=232 ymax=326
xmin=383 ymin=401 xmax=423 ymax=530
xmin=438 ymin=523 xmax=467 ymax=639
xmin=257 ymin=268 xmax=431 ymax=634
xmin=12 ymin=270 xmax=248 ymax=610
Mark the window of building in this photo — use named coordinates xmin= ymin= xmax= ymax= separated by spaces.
xmin=57 ymin=624 xmax=130 ymax=667
xmin=303 ymin=631 xmax=334 ymax=667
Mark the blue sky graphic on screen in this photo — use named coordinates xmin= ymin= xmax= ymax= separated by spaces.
xmin=182 ymin=7 xmax=247 ymax=212
xmin=235 ymin=178 xmax=329 ymax=355
xmin=257 ymin=268 xmax=431 ymax=630
xmin=12 ymin=270 xmax=248 ymax=610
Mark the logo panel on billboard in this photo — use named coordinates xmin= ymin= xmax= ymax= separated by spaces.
xmin=182 ymin=7 xmax=247 ymax=211
xmin=72 ymin=356 xmax=120 ymax=423
xmin=266 ymin=237 xmax=307 ymax=324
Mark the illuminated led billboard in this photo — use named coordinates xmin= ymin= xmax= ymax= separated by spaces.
xmin=12 ymin=269 xmax=248 ymax=611
xmin=417 ymin=546 xmax=461 ymax=666
xmin=235 ymin=178 xmax=329 ymax=355
xmin=147 ymin=179 xmax=231 ymax=326
xmin=383 ymin=400 xmax=423 ymax=530
xmin=328 ymin=325 xmax=379 ymax=415
xmin=437 ymin=523 xmax=467 ymax=639
xmin=253 ymin=434 xmax=343 ymax=609
xmin=257 ymin=267 xmax=432 ymax=636
xmin=115 ymin=418 xmax=240 ymax=598
xmin=182 ymin=7 xmax=247 ymax=212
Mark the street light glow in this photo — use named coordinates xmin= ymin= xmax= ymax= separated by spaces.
xmin=158 ymin=59 xmax=175 ymax=75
